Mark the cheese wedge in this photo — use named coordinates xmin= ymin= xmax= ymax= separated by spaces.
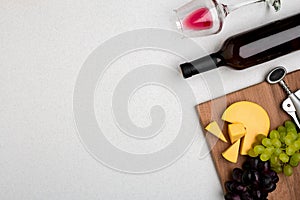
xmin=205 ymin=121 xmax=228 ymax=143
xmin=222 ymin=139 xmax=241 ymax=163
xmin=228 ymin=123 xmax=246 ymax=144
xmin=222 ymin=101 xmax=270 ymax=155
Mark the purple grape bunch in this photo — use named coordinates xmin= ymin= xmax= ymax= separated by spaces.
xmin=224 ymin=157 xmax=279 ymax=200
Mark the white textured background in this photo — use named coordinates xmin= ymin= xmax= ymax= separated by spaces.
xmin=0 ymin=0 xmax=300 ymax=199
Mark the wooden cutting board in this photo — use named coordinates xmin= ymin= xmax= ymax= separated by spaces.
xmin=197 ymin=70 xmax=300 ymax=199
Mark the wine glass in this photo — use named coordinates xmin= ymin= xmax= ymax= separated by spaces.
xmin=174 ymin=0 xmax=281 ymax=37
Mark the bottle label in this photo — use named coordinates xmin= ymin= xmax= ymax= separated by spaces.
xmin=240 ymin=25 xmax=300 ymax=58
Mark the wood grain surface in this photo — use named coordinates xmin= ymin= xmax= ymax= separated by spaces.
xmin=197 ymin=70 xmax=300 ymax=199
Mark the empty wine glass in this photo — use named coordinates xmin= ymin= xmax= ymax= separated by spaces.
xmin=174 ymin=0 xmax=281 ymax=37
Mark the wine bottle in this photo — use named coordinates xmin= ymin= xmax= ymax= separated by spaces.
xmin=180 ymin=13 xmax=300 ymax=78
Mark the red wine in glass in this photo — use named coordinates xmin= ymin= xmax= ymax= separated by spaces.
xmin=183 ymin=7 xmax=213 ymax=31
xmin=174 ymin=0 xmax=281 ymax=37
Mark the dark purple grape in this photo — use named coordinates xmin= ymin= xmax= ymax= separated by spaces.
xmin=240 ymin=191 xmax=253 ymax=200
xmin=249 ymin=157 xmax=260 ymax=170
xmin=264 ymin=170 xmax=275 ymax=177
xmin=232 ymin=168 xmax=243 ymax=182
xmin=242 ymin=170 xmax=260 ymax=184
xmin=269 ymin=171 xmax=279 ymax=183
xmin=225 ymin=181 xmax=247 ymax=194
xmin=272 ymin=174 xmax=279 ymax=184
xmin=260 ymin=174 xmax=273 ymax=187
xmin=251 ymin=170 xmax=260 ymax=182
xmin=242 ymin=170 xmax=252 ymax=184
xmin=234 ymin=183 xmax=247 ymax=194
xmin=224 ymin=192 xmax=241 ymax=200
xmin=225 ymin=181 xmax=235 ymax=192
xmin=251 ymin=189 xmax=263 ymax=199
xmin=258 ymin=161 xmax=270 ymax=172
xmin=251 ymin=180 xmax=260 ymax=190
xmin=261 ymin=191 xmax=269 ymax=199
xmin=224 ymin=156 xmax=279 ymax=200
xmin=242 ymin=160 xmax=251 ymax=170
xmin=264 ymin=170 xmax=279 ymax=183
xmin=263 ymin=182 xmax=276 ymax=193
xmin=242 ymin=157 xmax=253 ymax=170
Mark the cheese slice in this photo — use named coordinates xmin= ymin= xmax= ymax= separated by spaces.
xmin=222 ymin=101 xmax=270 ymax=155
xmin=222 ymin=139 xmax=241 ymax=163
xmin=228 ymin=123 xmax=246 ymax=144
xmin=205 ymin=121 xmax=228 ymax=143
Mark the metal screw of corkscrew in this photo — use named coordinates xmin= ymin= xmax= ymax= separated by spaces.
xmin=266 ymin=66 xmax=300 ymax=129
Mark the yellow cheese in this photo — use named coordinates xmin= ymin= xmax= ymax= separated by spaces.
xmin=228 ymin=123 xmax=246 ymax=144
xmin=222 ymin=101 xmax=270 ymax=155
xmin=222 ymin=139 xmax=241 ymax=163
xmin=205 ymin=121 xmax=228 ymax=143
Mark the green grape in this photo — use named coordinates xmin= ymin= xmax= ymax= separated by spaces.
xmin=270 ymin=130 xmax=280 ymax=139
xmin=289 ymin=159 xmax=299 ymax=167
xmin=272 ymin=166 xmax=283 ymax=173
xmin=253 ymin=145 xmax=265 ymax=154
xmin=260 ymin=153 xmax=270 ymax=162
xmin=248 ymin=148 xmax=258 ymax=157
xmin=266 ymin=121 xmax=300 ymax=176
xmin=287 ymin=128 xmax=297 ymax=133
xmin=270 ymin=155 xmax=280 ymax=166
xmin=284 ymin=135 xmax=294 ymax=146
xmin=251 ymin=141 xmax=260 ymax=148
xmin=271 ymin=138 xmax=281 ymax=148
xmin=278 ymin=125 xmax=286 ymax=133
xmin=262 ymin=138 xmax=272 ymax=147
xmin=287 ymin=131 xmax=295 ymax=137
xmin=287 ymin=131 xmax=298 ymax=141
xmin=293 ymin=140 xmax=300 ymax=150
xmin=283 ymin=164 xmax=293 ymax=176
xmin=290 ymin=153 xmax=300 ymax=162
xmin=279 ymin=153 xmax=289 ymax=163
xmin=256 ymin=134 xmax=267 ymax=143
xmin=264 ymin=147 xmax=275 ymax=155
xmin=273 ymin=148 xmax=282 ymax=156
xmin=279 ymin=131 xmax=287 ymax=143
xmin=286 ymin=127 xmax=297 ymax=134
xmin=286 ymin=126 xmax=297 ymax=132
xmin=285 ymin=120 xmax=296 ymax=129
xmin=286 ymin=145 xmax=296 ymax=156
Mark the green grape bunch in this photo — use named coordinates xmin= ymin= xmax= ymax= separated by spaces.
xmin=248 ymin=120 xmax=300 ymax=176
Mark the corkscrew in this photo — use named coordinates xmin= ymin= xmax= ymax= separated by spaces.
xmin=266 ymin=66 xmax=300 ymax=129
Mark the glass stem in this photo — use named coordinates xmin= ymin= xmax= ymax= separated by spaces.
xmin=224 ymin=0 xmax=265 ymax=15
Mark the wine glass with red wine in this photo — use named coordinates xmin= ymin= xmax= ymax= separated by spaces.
xmin=174 ymin=0 xmax=280 ymax=37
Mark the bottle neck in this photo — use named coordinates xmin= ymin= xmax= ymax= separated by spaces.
xmin=210 ymin=52 xmax=224 ymax=66
xmin=180 ymin=52 xmax=223 ymax=78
